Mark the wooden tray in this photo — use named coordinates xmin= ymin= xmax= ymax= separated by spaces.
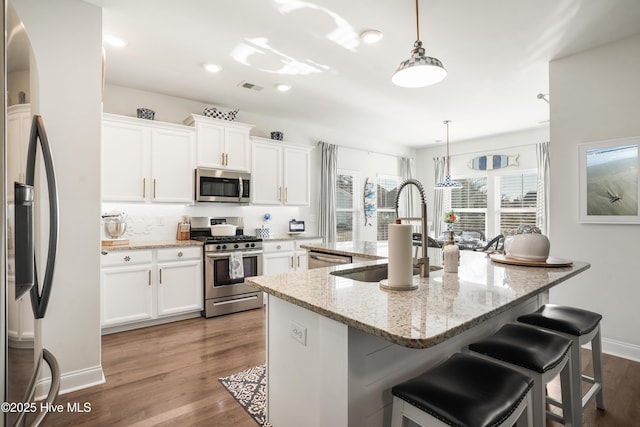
xmin=489 ymin=254 xmax=573 ymax=267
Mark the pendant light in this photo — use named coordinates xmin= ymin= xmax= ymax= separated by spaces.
xmin=436 ymin=120 xmax=462 ymax=189
xmin=392 ymin=0 xmax=447 ymax=88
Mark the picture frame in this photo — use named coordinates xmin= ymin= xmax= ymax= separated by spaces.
xmin=578 ymin=137 xmax=640 ymax=223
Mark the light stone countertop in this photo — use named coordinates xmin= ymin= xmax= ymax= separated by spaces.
xmin=300 ymin=240 xmax=390 ymax=259
xmin=262 ymin=234 xmax=323 ymax=242
xmin=246 ymin=249 xmax=590 ymax=349
xmin=100 ymin=240 xmax=203 ymax=251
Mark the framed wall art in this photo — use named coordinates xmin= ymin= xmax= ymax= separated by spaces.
xmin=578 ymin=137 xmax=640 ymax=223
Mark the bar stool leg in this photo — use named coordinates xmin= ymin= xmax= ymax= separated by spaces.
xmin=559 ymin=354 xmax=574 ymax=427
xmin=592 ymin=327 xmax=605 ymax=410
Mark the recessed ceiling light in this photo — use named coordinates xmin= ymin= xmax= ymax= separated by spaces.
xmin=105 ymin=36 xmax=127 ymax=47
xmin=274 ymin=83 xmax=292 ymax=92
xmin=360 ymin=30 xmax=383 ymax=44
xmin=204 ymin=63 xmax=222 ymax=73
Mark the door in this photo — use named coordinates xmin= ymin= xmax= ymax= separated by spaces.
xmin=252 ymin=142 xmax=282 ymax=204
xmin=283 ymin=147 xmax=310 ymax=205
xmin=101 ymin=266 xmax=153 ymax=326
xmin=102 ymin=119 xmax=149 ymax=201
xmin=156 ymin=259 xmax=203 ymax=317
xmin=150 ymin=127 xmax=194 ymax=202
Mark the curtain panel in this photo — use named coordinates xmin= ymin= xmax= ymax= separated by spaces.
xmin=536 ymin=141 xmax=550 ymax=235
xmin=319 ymin=141 xmax=338 ymax=243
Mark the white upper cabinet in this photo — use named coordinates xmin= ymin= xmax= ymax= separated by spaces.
xmin=251 ymin=137 xmax=312 ymax=206
xmin=184 ymin=115 xmax=254 ymax=171
xmin=102 ymin=114 xmax=195 ymax=203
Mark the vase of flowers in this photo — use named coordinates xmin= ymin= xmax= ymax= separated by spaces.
xmin=443 ymin=211 xmax=457 ymax=242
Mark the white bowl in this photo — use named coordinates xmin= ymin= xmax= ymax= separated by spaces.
xmin=505 ymin=233 xmax=550 ymax=262
xmin=210 ymin=224 xmax=237 ymax=236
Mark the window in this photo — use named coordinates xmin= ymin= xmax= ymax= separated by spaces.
xmin=336 ymin=172 xmax=355 ymax=242
xmin=377 ymin=175 xmax=399 ymax=240
xmin=450 ymin=177 xmax=488 ymax=234
xmin=497 ymin=173 xmax=538 ymax=232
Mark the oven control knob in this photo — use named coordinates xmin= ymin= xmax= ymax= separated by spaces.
xmin=222 ymin=244 xmax=227 ymax=250
xmin=251 ymin=243 xmax=255 ymax=247
xmin=244 ymin=243 xmax=250 ymax=248
xmin=234 ymin=244 xmax=239 ymax=249
xmin=216 ymin=245 xmax=222 ymax=250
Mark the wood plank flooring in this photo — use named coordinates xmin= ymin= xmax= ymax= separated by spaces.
xmin=45 ymin=307 xmax=639 ymax=426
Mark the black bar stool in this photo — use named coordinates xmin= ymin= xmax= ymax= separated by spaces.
xmin=391 ymin=353 xmax=534 ymax=427
xmin=518 ymin=304 xmax=604 ymax=426
xmin=468 ymin=323 xmax=575 ymax=427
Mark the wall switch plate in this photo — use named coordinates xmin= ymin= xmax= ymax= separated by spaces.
xmin=290 ymin=321 xmax=307 ymax=346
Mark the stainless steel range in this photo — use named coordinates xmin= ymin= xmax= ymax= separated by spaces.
xmin=191 ymin=217 xmax=263 ymax=317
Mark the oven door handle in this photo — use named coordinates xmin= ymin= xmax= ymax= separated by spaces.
xmin=206 ymin=250 xmax=264 ymax=259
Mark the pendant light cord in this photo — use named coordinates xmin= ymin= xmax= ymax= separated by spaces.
xmin=444 ymin=120 xmax=451 ymax=175
xmin=415 ymin=0 xmax=420 ymax=40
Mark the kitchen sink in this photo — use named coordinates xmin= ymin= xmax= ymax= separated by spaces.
xmin=330 ymin=264 xmax=442 ymax=282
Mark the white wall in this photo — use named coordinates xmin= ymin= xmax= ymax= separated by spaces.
xmin=14 ymin=0 xmax=104 ymax=391
xmin=549 ymin=34 xmax=640 ymax=361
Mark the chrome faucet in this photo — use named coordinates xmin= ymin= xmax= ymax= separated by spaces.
xmin=394 ymin=179 xmax=430 ymax=277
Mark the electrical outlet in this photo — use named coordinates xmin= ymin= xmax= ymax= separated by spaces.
xmin=290 ymin=321 xmax=307 ymax=346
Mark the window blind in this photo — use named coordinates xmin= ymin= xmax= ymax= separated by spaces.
xmin=498 ymin=173 xmax=538 ymax=232
xmin=336 ymin=173 xmax=354 ymax=242
xmin=450 ymin=177 xmax=487 ymax=234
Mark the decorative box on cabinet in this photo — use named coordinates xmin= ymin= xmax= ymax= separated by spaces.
xmin=251 ymin=137 xmax=312 ymax=206
xmin=102 ymin=114 xmax=195 ymax=203
xmin=183 ymin=114 xmax=254 ymax=171
xmin=100 ymin=246 xmax=202 ymax=332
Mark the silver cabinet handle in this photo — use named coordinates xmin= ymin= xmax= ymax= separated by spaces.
xmin=148 ymin=270 xmax=151 ymax=286
xmin=159 ymin=268 xmax=163 ymax=284
xmin=178 ymin=251 xmax=183 ymax=258
xmin=142 ymin=177 xmax=146 ymax=198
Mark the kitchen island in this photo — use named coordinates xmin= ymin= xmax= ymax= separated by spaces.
xmin=246 ymin=247 xmax=590 ymax=427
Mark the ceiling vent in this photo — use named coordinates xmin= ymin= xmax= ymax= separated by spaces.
xmin=238 ymin=81 xmax=264 ymax=91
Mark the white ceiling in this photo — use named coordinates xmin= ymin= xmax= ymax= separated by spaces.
xmin=86 ymin=0 xmax=640 ymax=148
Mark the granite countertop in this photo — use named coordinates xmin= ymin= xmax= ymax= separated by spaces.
xmin=246 ymin=249 xmax=590 ymax=349
xmin=263 ymin=234 xmax=323 ymax=242
xmin=300 ymin=240 xmax=389 ymax=260
xmin=101 ymin=240 xmax=203 ymax=251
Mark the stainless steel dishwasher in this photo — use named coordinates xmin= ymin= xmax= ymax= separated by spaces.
xmin=307 ymin=251 xmax=353 ymax=269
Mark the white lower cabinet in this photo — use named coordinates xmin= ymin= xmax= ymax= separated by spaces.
xmin=100 ymin=247 xmax=202 ymax=331
xmin=262 ymin=238 xmax=323 ymax=275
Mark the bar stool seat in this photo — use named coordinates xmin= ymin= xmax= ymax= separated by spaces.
xmin=468 ymin=323 xmax=575 ymax=427
xmin=518 ymin=304 xmax=605 ymax=426
xmin=391 ymin=353 xmax=534 ymax=427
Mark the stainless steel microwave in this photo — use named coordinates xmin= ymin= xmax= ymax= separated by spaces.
xmin=195 ymin=168 xmax=251 ymax=203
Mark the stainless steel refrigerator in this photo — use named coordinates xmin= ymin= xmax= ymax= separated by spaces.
xmin=3 ymin=2 xmax=61 ymax=426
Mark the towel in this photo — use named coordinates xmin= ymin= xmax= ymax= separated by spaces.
xmin=229 ymin=252 xmax=244 ymax=280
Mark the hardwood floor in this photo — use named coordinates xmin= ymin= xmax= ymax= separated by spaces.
xmin=45 ymin=307 xmax=639 ymax=426
xmin=46 ymin=308 xmax=266 ymax=427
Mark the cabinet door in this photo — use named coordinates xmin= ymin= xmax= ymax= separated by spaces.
xmin=102 ymin=120 xmax=149 ymax=201
xmin=224 ymin=127 xmax=250 ymax=171
xmin=283 ymin=147 xmax=310 ymax=205
xmin=156 ymin=259 xmax=203 ymax=317
xmin=101 ymin=266 xmax=153 ymax=327
xmin=295 ymin=251 xmax=309 ymax=271
xmin=196 ymin=122 xmax=225 ymax=168
xmin=150 ymin=127 xmax=194 ymax=202
xmin=262 ymin=252 xmax=295 ymax=275
xmin=251 ymin=143 xmax=282 ymax=204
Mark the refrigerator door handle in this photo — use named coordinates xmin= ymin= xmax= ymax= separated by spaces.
xmin=25 ymin=115 xmax=59 ymax=319
xmin=13 ymin=348 xmax=61 ymax=427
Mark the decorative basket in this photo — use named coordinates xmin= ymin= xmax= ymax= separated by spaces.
xmin=136 ymin=108 xmax=155 ymax=120
xmin=270 ymin=131 xmax=284 ymax=141
xmin=203 ymin=107 xmax=239 ymax=121
xmin=255 ymin=228 xmax=270 ymax=238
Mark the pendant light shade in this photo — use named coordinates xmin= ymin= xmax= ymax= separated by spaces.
xmin=436 ymin=120 xmax=462 ymax=189
xmin=392 ymin=0 xmax=446 ymax=88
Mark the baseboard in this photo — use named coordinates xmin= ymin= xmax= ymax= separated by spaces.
xmin=35 ymin=364 xmax=105 ymax=400
xmin=601 ymin=337 xmax=640 ymax=362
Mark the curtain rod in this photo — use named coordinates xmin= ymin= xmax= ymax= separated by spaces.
xmin=317 ymin=141 xmax=411 ymax=160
